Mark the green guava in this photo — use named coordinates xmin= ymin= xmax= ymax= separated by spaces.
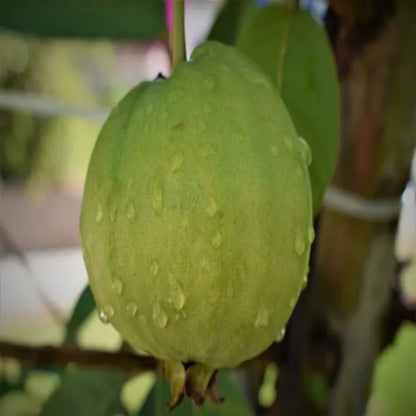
xmin=236 ymin=4 xmax=340 ymax=214
xmin=80 ymin=41 xmax=313 ymax=407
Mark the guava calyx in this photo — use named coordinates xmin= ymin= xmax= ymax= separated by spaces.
xmin=163 ymin=360 xmax=222 ymax=409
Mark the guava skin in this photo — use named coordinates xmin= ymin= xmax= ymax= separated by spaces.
xmin=80 ymin=41 xmax=312 ymax=370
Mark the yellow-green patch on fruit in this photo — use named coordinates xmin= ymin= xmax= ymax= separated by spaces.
xmin=80 ymin=41 xmax=312 ymax=373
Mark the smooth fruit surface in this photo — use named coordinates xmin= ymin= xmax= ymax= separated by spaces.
xmin=80 ymin=41 xmax=312 ymax=369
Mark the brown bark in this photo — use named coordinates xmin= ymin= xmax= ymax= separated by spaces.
xmin=314 ymin=1 xmax=416 ymax=415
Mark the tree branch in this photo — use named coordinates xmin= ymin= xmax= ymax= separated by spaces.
xmin=0 ymin=341 xmax=157 ymax=373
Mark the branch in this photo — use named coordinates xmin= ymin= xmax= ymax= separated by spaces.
xmin=0 ymin=341 xmax=157 ymax=373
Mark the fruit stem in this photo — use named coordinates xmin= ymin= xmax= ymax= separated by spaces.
xmin=172 ymin=0 xmax=186 ymax=69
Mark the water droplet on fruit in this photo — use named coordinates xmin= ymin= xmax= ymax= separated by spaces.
xmin=150 ymin=260 xmax=159 ymax=276
xmin=294 ymin=231 xmax=305 ymax=255
xmin=170 ymin=152 xmax=184 ymax=173
xmin=299 ymin=137 xmax=312 ymax=166
xmin=308 ymin=226 xmax=315 ymax=244
xmin=126 ymin=202 xmax=136 ymax=222
xmin=302 ymin=275 xmax=308 ymax=290
xmin=289 ymin=297 xmax=296 ymax=307
xmin=276 ymin=327 xmax=286 ymax=342
xmin=199 ymin=142 xmax=216 ymax=158
xmin=99 ymin=304 xmax=114 ymax=323
xmin=95 ymin=202 xmax=103 ymax=223
xmin=98 ymin=309 xmax=109 ymax=324
xmin=284 ymin=133 xmax=293 ymax=151
xmin=196 ymin=120 xmax=206 ymax=134
xmin=148 ymin=180 xmax=163 ymax=214
xmin=112 ymin=278 xmax=123 ymax=295
xmin=169 ymin=276 xmax=185 ymax=310
xmin=153 ymin=303 xmax=168 ymax=328
xmin=226 ymin=280 xmax=235 ymax=297
xmin=109 ymin=204 xmax=117 ymax=222
xmin=203 ymin=76 xmax=215 ymax=90
xmin=126 ymin=301 xmax=138 ymax=317
xmin=252 ymin=76 xmax=270 ymax=89
xmin=211 ymin=231 xmax=222 ymax=248
xmin=206 ymin=195 xmax=217 ymax=217
xmin=270 ymin=144 xmax=279 ymax=157
xmin=159 ymin=110 xmax=168 ymax=123
xmin=255 ymin=307 xmax=269 ymax=330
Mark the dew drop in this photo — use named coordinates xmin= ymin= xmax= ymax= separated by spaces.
xmin=103 ymin=303 xmax=114 ymax=318
xmin=211 ymin=231 xmax=222 ymax=248
xmin=226 ymin=280 xmax=235 ymax=297
xmin=254 ymin=307 xmax=269 ymax=330
xmin=153 ymin=303 xmax=168 ymax=328
xmin=159 ymin=110 xmax=168 ymax=123
xmin=148 ymin=180 xmax=163 ymax=214
xmin=200 ymin=142 xmax=216 ymax=158
xmin=289 ymin=297 xmax=296 ymax=308
xmin=126 ymin=202 xmax=136 ymax=222
xmin=98 ymin=309 xmax=109 ymax=324
xmin=126 ymin=301 xmax=138 ymax=317
xmin=169 ymin=276 xmax=185 ymax=310
xmin=299 ymin=137 xmax=312 ymax=166
xmin=146 ymin=104 xmax=154 ymax=115
xmin=196 ymin=120 xmax=206 ymax=134
xmin=252 ymin=76 xmax=270 ymax=89
xmin=294 ymin=231 xmax=305 ymax=256
xmin=170 ymin=152 xmax=184 ymax=173
xmin=276 ymin=327 xmax=286 ymax=342
xmin=270 ymin=144 xmax=279 ymax=157
xmin=284 ymin=133 xmax=293 ymax=151
xmin=109 ymin=204 xmax=117 ymax=222
xmin=308 ymin=225 xmax=315 ymax=244
xmin=302 ymin=274 xmax=308 ymax=290
xmin=95 ymin=202 xmax=103 ymax=223
xmin=112 ymin=278 xmax=123 ymax=295
xmin=206 ymin=195 xmax=217 ymax=217
xmin=203 ymin=76 xmax=215 ymax=90
xmin=150 ymin=260 xmax=159 ymax=276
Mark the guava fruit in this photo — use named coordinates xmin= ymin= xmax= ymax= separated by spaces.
xmin=80 ymin=41 xmax=313 ymax=407
xmin=236 ymin=4 xmax=340 ymax=214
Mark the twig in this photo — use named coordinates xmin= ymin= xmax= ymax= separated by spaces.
xmin=0 ymin=341 xmax=157 ymax=373
xmin=171 ymin=0 xmax=186 ymax=69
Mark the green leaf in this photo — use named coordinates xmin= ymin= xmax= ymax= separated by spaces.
xmin=40 ymin=368 xmax=129 ymax=416
xmin=0 ymin=0 xmax=165 ymax=40
xmin=236 ymin=5 xmax=340 ymax=214
xmin=207 ymin=0 xmax=256 ymax=45
xmin=138 ymin=370 xmax=253 ymax=416
xmin=368 ymin=323 xmax=416 ymax=416
xmin=64 ymin=284 xmax=95 ymax=344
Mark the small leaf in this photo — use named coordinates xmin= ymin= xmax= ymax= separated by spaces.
xmin=0 ymin=0 xmax=165 ymax=40
xmin=236 ymin=5 xmax=340 ymax=214
xmin=40 ymin=368 xmax=129 ymax=416
xmin=64 ymin=284 xmax=95 ymax=344
xmin=207 ymin=0 xmax=256 ymax=45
